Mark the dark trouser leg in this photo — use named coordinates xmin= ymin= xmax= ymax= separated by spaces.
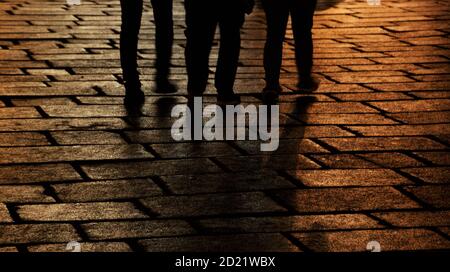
xmin=184 ymin=0 xmax=217 ymax=96
xmin=150 ymin=0 xmax=173 ymax=81
xmin=290 ymin=0 xmax=317 ymax=79
xmin=215 ymin=5 xmax=245 ymax=94
xmin=120 ymin=0 xmax=143 ymax=87
xmin=262 ymin=0 xmax=289 ymax=89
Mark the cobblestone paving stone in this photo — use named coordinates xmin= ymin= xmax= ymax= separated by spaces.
xmin=0 ymin=0 xmax=449 ymax=252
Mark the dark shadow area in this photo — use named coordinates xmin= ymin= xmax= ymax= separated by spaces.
xmin=262 ymin=95 xmax=318 ymax=171
xmin=124 ymin=99 xmax=145 ymax=128
xmin=155 ymin=96 xmax=179 ymax=116
xmin=133 ymin=95 xmax=317 ymax=251
xmin=315 ymin=0 xmax=345 ymax=11
xmin=298 ymin=223 xmax=331 ymax=251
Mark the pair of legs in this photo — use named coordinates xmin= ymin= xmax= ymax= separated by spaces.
xmin=262 ymin=0 xmax=317 ymax=90
xmin=120 ymin=0 xmax=174 ymax=94
xmin=184 ymin=0 xmax=245 ymax=101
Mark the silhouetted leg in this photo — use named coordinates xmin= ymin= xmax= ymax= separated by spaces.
xmin=290 ymin=0 xmax=317 ymax=80
xmin=151 ymin=0 xmax=173 ymax=83
xmin=215 ymin=4 xmax=245 ymax=95
xmin=120 ymin=0 xmax=143 ymax=88
xmin=261 ymin=0 xmax=289 ymax=89
xmin=184 ymin=0 xmax=217 ymax=96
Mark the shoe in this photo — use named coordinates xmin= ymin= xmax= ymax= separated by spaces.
xmin=217 ymin=92 xmax=241 ymax=106
xmin=124 ymin=82 xmax=145 ymax=107
xmin=297 ymin=76 xmax=319 ymax=92
xmin=262 ymin=86 xmax=281 ymax=105
xmin=153 ymin=79 xmax=178 ymax=94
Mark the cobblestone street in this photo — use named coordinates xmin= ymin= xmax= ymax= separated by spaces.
xmin=0 ymin=0 xmax=449 ymax=252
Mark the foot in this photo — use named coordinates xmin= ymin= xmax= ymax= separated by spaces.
xmin=124 ymin=83 xmax=145 ymax=107
xmin=262 ymin=86 xmax=281 ymax=105
xmin=297 ymin=76 xmax=319 ymax=92
xmin=217 ymin=92 xmax=241 ymax=106
xmin=153 ymin=79 xmax=178 ymax=94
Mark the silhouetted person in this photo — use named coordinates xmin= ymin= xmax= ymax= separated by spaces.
xmin=184 ymin=0 xmax=254 ymax=105
xmin=261 ymin=0 xmax=318 ymax=104
xmin=120 ymin=0 xmax=177 ymax=106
